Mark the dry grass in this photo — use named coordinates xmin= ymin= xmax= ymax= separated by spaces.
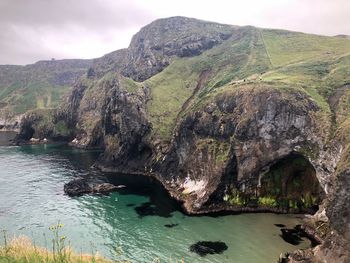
xmin=0 ymin=235 xmax=116 ymax=263
xmin=0 ymin=223 xmax=129 ymax=263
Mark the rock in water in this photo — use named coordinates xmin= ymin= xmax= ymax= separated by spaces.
xmin=64 ymin=179 xmax=122 ymax=196
xmin=134 ymin=202 xmax=157 ymax=217
xmin=92 ymin=183 xmax=119 ymax=194
xmin=189 ymin=241 xmax=228 ymax=256
xmin=64 ymin=179 xmax=92 ymax=196
xmin=275 ymin=224 xmax=286 ymax=228
xmin=164 ymin=223 xmax=179 ymax=228
xmin=280 ymin=228 xmax=303 ymax=245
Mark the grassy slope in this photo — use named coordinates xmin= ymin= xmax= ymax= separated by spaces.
xmin=261 ymin=29 xmax=350 ymax=111
xmin=0 ymin=81 xmax=69 ymax=116
xmin=261 ymin=29 xmax=350 ymax=67
xmin=143 ymin=27 xmax=350 ymax=141
xmin=0 ymin=60 xmax=91 ymax=119
xmin=144 ymin=26 xmax=271 ymax=140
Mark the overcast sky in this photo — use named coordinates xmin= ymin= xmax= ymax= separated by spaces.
xmin=1 ymin=0 xmax=349 ymax=65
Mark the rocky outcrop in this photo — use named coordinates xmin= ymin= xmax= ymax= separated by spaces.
xmin=91 ymin=16 xmax=236 ymax=81
xmin=64 ymin=179 xmax=92 ymax=196
xmin=55 ymin=73 xmax=152 ymax=174
xmin=64 ymin=179 xmax=124 ymax=196
xmin=0 ymin=115 xmax=22 ymax=131
xmin=154 ymin=85 xmax=328 ymax=213
xmin=14 ymin=109 xmax=74 ymax=143
xmin=94 ymin=76 xmax=152 ymax=173
xmin=278 ymin=87 xmax=350 ymax=262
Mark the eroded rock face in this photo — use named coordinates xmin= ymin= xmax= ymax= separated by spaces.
xmin=326 ymin=169 xmax=350 ymax=242
xmin=155 ymin=86 xmax=327 ymax=213
xmin=96 ymin=79 xmax=151 ymax=173
xmin=91 ymin=16 xmax=236 ymax=81
xmin=55 ymin=73 xmax=152 ymax=174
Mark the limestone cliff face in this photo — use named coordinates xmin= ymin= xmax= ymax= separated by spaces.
xmin=93 ymin=77 xmax=151 ymax=173
xmin=155 ymin=85 xmax=330 ymax=213
xmin=58 ymin=73 xmax=151 ymax=171
xmin=91 ymin=16 xmax=235 ymax=81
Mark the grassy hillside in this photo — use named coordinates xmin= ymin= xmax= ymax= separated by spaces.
xmin=261 ymin=29 xmax=350 ymax=67
xmin=2 ymin=20 xmax=349 ymax=141
xmin=144 ymin=26 xmax=269 ymax=140
xmin=0 ymin=59 xmax=92 ymax=120
xmin=142 ymin=27 xmax=350 ymax=141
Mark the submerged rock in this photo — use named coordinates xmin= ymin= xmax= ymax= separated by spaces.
xmin=189 ymin=241 xmax=228 ymax=256
xmin=280 ymin=224 xmax=323 ymax=247
xmin=134 ymin=202 xmax=173 ymax=218
xmin=275 ymin=224 xmax=287 ymax=228
xmin=134 ymin=202 xmax=157 ymax=217
xmin=280 ymin=228 xmax=303 ymax=245
xmin=164 ymin=223 xmax=179 ymax=228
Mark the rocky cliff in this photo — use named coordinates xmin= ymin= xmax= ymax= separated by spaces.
xmin=14 ymin=16 xmax=350 ymax=262
xmin=91 ymin=17 xmax=235 ymax=81
xmin=155 ymin=85 xmax=329 ymax=214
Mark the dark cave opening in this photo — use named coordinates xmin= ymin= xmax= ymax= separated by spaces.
xmin=258 ymin=153 xmax=322 ymax=212
xmin=202 ymin=151 xmax=322 ymax=214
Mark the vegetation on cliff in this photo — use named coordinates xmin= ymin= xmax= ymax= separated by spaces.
xmin=0 ymin=59 xmax=92 ymax=122
xmin=3 ymin=16 xmax=350 ymax=262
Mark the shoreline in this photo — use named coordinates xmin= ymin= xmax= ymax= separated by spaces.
xmin=10 ymin=140 xmax=323 ymax=254
xmin=2 ymin=140 xmax=324 ymax=262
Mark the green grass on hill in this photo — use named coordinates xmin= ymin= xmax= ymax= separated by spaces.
xmin=0 ymin=60 xmax=91 ymax=119
xmin=2 ymin=23 xmax=349 ymax=144
xmin=144 ymin=26 xmax=273 ymax=140
xmin=145 ymin=58 xmax=199 ymax=140
xmin=143 ymin=26 xmax=350 ymax=141
xmin=0 ymin=81 xmax=71 ymax=117
xmin=261 ymin=29 xmax=350 ymax=67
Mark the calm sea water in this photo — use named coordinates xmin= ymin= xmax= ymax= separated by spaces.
xmin=0 ymin=141 xmax=310 ymax=262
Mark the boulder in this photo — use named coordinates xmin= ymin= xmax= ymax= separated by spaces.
xmin=64 ymin=179 xmax=92 ymax=196
xmin=64 ymin=179 xmax=124 ymax=196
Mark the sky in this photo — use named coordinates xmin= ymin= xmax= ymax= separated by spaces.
xmin=0 ymin=0 xmax=349 ymax=65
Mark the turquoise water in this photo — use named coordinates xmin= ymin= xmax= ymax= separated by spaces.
xmin=0 ymin=143 xmax=310 ymax=262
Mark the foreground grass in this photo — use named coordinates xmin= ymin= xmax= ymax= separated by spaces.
xmin=0 ymin=224 xmax=128 ymax=263
xmin=0 ymin=236 xmax=116 ymax=263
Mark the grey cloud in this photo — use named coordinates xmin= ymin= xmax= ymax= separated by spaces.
xmin=0 ymin=0 xmax=349 ymax=65
xmin=0 ymin=24 xmax=55 ymax=64
xmin=0 ymin=0 xmax=151 ymax=30
xmin=0 ymin=0 xmax=153 ymax=64
xmin=258 ymin=0 xmax=350 ymax=36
